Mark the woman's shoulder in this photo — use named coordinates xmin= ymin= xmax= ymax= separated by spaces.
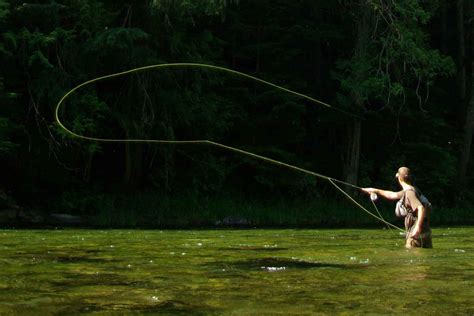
xmin=404 ymin=187 xmax=418 ymax=198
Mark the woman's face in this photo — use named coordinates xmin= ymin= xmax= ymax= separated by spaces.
xmin=395 ymin=172 xmax=402 ymax=185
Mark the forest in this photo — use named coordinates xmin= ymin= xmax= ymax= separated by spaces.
xmin=0 ymin=0 xmax=472 ymax=227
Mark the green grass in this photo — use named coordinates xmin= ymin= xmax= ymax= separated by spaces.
xmin=42 ymin=189 xmax=474 ymax=228
xmin=89 ymin=192 xmax=428 ymax=228
xmin=430 ymin=206 xmax=474 ymax=225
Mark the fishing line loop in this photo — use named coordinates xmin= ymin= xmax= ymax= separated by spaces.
xmin=55 ymin=62 xmax=400 ymax=230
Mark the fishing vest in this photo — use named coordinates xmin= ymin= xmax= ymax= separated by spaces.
xmin=395 ymin=188 xmax=431 ymax=218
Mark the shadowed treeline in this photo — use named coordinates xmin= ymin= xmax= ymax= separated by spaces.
xmin=0 ymin=1 xmax=472 ymax=227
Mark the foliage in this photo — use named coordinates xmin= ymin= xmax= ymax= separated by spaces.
xmin=0 ymin=0 xmax=470 ymax=227
xmin=334 ymin=0 xmax=455 ymax=111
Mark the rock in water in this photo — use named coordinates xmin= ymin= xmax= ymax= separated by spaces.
xmin=50 ymin=213 xmax=83 ymax=225
xmin=215 ymin=216 xmax=250 ymax=227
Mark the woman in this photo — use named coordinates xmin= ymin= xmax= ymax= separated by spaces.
xmin=362 ymin=167 xmax=432 ymax=248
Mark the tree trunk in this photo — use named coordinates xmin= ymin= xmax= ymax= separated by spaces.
xmin=256 ymin=22 xmax=262 ymax=73
xmin=343 ymin=119 xmax=361 ymax=186
xmin=457 ymin=0 xmax=466 ymax=112
xmin=457 ymin=3 xmax=474 ymax=187
xmin=343 ymin=6 xmax=370 ymax=186
xmin=83 ymin=151 xmax=93 ymax=182
xmin=457 ymin=0 xmax=473 ymax=184
xmin=123 ymin=141 xmax=132 ymax=185
xmin=440 ymin=1 xmax=448 ymax=54
xmin=314 ymin=34 xmax=323 ymax=95
xmin=132 ymin=144 xmax=144 ymax=187
xmin=458 ymin=75 xmax=474 ymax=183
xmin=123 ymin=142 xmax=145 ymax=189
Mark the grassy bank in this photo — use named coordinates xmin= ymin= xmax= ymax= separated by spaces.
xmin=79 ymin=192 xmax=472 ymax=228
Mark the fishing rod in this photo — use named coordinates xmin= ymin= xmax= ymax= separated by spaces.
xmin=55 ymin=62 xmax=404 ymax=233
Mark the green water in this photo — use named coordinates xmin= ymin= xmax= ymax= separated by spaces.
xmin=0 ymin=228 xmax=472 ymax=315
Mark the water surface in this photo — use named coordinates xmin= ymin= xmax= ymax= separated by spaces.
xmin=0 ymin=228 xmax=472 ymax=314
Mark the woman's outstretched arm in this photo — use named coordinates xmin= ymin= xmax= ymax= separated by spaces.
xmin=361 ymin=188 xmax=404 ymax=201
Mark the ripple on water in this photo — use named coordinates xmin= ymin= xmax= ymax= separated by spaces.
xmin=49 ymin=272 xmax=155 ymax=288
xmin=261 ymin=266 xmax=286 ymax=272
xmin=205 ymin=257 xmax=369 ymax=272
xmin=218 ymin=245 xmax=289 ymax=252
xmin=62 ymin=299 xmax=219 ymax=315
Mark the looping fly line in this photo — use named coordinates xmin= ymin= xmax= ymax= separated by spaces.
xmin=55 ymin=62 xmax=405 ymax=233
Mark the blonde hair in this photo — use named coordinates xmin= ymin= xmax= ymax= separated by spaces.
xmin=397 ymin=167 xmax=412 ymax=183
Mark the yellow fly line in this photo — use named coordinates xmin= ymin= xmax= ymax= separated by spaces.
xmin=54 ymin=62 xmax=405 ymax=233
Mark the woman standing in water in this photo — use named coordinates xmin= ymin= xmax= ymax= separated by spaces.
xmin=362 ymin=167 xmax=432 ymax=248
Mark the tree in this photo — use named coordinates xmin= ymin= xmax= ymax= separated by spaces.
xmin=334 ymin=0 xmax=454 ymax=187
xmin=457 ymin=0 xmax=474 ymax=186
xmin=0 ymin=0 xmax=470 ymax=226
xmin=0 ymin=0 xmax=16 ymax=156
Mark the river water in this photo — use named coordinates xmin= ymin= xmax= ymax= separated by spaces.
xmin=0 ymin=228 xmax=472 ymax=314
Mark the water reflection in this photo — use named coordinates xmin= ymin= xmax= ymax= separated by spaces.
xmin=398 ymin=248 xmax=430 ymax=281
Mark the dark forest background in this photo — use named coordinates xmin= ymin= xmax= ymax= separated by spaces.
xmin=0 ymin=0 xmax=472 ymax=227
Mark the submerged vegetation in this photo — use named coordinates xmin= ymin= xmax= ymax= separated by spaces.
xmin=1 ymin=228 xmax=473 ymax=314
